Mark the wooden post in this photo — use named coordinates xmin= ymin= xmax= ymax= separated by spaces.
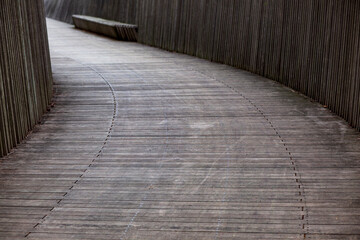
xmin=0 ymin=0 xmax=53 ymax=157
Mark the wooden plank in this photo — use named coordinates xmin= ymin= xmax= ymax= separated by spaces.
xmin=0 ymin=18 xmax=360 ymax=239
xmin=0 ymin=0 xmax=53 ymax=158
xmin=44 ymin=0 xmax=360 ymax=131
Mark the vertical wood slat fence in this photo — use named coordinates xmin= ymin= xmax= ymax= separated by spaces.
xmin=44 ymin=0 xmax=137 ymax=24
xmin=137 ymin=0 xmax=360 ymax=131
xmin=0 ymin=0 xmax=53 ymax=157
xmin=44 ymin=0 xmax=360 ymax=131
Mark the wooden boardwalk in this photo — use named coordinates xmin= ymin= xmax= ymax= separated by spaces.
xmin=1 ymin=19 xmax=360 ymax=240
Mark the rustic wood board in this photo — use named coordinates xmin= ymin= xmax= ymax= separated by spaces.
xmin=0 ymin=0 xmax=53 ymax=157
xmin=0 ymin=19 xmax=359 ymax=239
xmin=44 ymin=0 xmax=360 ymax=131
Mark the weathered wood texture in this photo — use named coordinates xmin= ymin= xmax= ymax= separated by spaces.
xmin=0 ymin=0 xmax=53 ymax=157
xmin=44 ymin=0 xmax=360 ymax=131
xmin=44 ymin=0 xmax=137 ymax=24
xmin=1 ymin=18 xmax=360 ymax=240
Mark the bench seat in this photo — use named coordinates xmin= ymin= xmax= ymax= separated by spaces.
xmin=72 ymin=15 xmax=138 ymax=41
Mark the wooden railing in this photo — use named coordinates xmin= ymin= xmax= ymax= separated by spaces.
xmin=0 ymin=0 xmax=53 ymax=157
xmin=44 ymin=0 xmax=360 ymax=131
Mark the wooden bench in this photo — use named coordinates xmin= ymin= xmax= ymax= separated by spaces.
xmin=72 ymin=15 xmax=138 ymax=41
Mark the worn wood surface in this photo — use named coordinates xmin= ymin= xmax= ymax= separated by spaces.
xmin=44 ymin=0 xmax=360 ymax=131
xmin=0 ymin=0 xmax=53 ymax=157
xmin=44 ymin=0 xmax=137 ymax=25
xmin=0 ymin=19 xmax=360 ymax=239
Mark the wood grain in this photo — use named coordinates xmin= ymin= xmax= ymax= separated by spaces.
xmin=0 ymin=19 xmax=359 ymax=239
xmin=0 ymin=0 xmax=53 ymax=157
xmin=44 ymin=0 xmax=360 ymax=131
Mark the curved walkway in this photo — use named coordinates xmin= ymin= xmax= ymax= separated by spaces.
xmin=1 ymin=19 xmax=360 ymax=240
